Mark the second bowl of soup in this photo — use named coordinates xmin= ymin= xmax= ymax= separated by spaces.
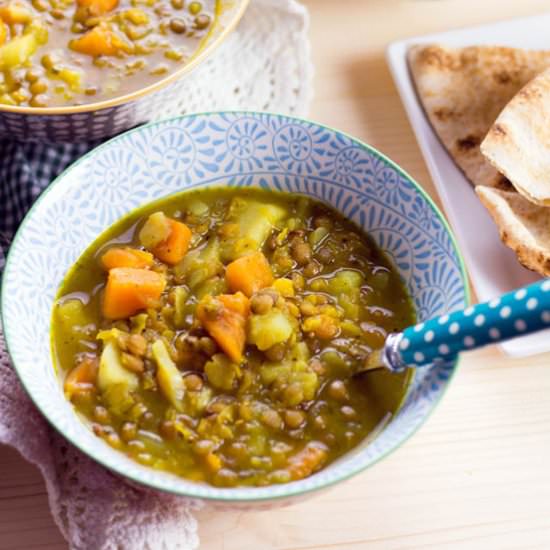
xmin=0 ymin=0 xmax=248 ymax=141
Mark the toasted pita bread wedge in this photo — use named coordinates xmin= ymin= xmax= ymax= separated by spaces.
xmin=476 ymin=185 xmax=550 ymax=276
xmin=481 ymin=67 xmax=550 ymax=206
xmin=408 ymin=44 xmax=550 ymax=189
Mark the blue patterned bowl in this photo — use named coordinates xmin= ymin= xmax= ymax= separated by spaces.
xmin=1 ymin=112 xmax=468 ymax=506
xmin=0 ymin=0 xmax=248 ymax=143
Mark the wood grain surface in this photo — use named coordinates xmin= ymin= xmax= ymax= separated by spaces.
xmin=2 ymin=1 xmax=550 ymax=548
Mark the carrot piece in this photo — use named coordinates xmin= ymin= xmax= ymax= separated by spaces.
xmin=204 ymin=452 xmax=222 ymax=472
xmin=286 ymin=442 xmax=328 ymax=481
xmin=77 ymin=0 xmax=118 ymax=15
xmin=64 ymin=356 xmax=99 ymax=398
xmin=152 ymin=219 xmax=192 ymax=265
xmin=196 ymin=292 xmax=250 ymax=362
xmin=218 ymin=292 xmax=250 ymax=317
xmin=225 ymin=251 xmax=274 ymax=297
xmin=70 ymin=23 xmax=130 ymax=57
xmin=102 ymin=267 xmax=166 ymax=320
xmin=101 ymin=247 xmax=154 ymax=270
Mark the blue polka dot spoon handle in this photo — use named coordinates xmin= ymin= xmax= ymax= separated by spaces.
xmin=379 ymin=279 xmax=550 ymax=372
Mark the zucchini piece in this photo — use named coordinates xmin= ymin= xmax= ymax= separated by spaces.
xmin=259 ymin=364 xmax=291 ymax=385
xmin=328 ymin=270 xmax=363 ymax=294
xmin=194 ymin=276 xmax=227 ymax=300
xmin=309 ymin=226 xmax=329 ymax=249
xmin=186 ymin=198 xmax=209 ymax=217
xmin=0 ymin=19 xmax=47 ymax=70
xmin=56 ymin=299 xmax=91 ymax=336
xmin=130 ymin=313 xmax=148 ymax=334
xmin=290 ymin=341 xmax=310 ymax=362
xmin=173 ymin=286 xmax=189 ymax=329
xmin=220 ymin=199 xmax=287 ymax=261
xmin=184 ymin=385 xmax=213 ymax=416
xmin=0 ymin=33 xmax=37 ymax=70
xmin=328 ymin=270 xmax=363 ymax=320
xmin=175 ymin=237 xmax=223 ymax=289
xmin=152 ymin=339 xmax=185 ymax=411
xmin=97 ymin=339 xmax=138 ymax=415
xmin=204 ymin=353 xmax=241 ymax=391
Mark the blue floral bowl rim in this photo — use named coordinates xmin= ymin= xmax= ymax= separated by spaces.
xmin=1 ymin=111 xmax=471 ymax=502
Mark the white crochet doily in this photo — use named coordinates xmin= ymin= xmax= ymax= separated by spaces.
xmin=0 ymin=1 xmax=312 ymax=548
xmin=154 ymin=0 xmax=313 ymax=119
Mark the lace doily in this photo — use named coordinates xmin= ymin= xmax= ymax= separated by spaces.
xmin=152 ymin=0 xmax=313 ymax=119
xmin=0 ymin=1 xmax=312 ymax=548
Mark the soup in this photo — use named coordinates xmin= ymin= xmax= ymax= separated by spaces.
xmin=0 ymin=0 xmax=215 ymax=107
xmin=52 ymin=188 xmax=415 ymax=487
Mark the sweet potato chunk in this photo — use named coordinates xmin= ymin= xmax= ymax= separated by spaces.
xmin=102 ymin=267 xmax=165 ymax=320
xmin=196 ymin=292 xmax=250 ymax=362
xmin=70 ymin=24 xmax=130 ymax=57
xmin=101 ymin=247 xmax=154 ymax=270
xmin=225 ymin=251 xmax=274 ymax=297
xmin=77 ymin=0 xmax=118 ymax=15
xmin=64 ymin=356 xmax=99 ymax=398
xmin=152 ymin=219 xmax=192 ymax=265
xmin=286 ymin=442 xmax=328 ymax=481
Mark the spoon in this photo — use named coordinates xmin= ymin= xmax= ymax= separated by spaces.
xmin=360 ymin=279 xmax=550 ymax=374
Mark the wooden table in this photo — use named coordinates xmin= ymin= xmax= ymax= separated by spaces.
xmin=2 ymin=1 xmax=550 ymax=548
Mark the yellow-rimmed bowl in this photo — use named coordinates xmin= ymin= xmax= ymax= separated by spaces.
xmin=0 ymin=0 xmax=249 ymax=143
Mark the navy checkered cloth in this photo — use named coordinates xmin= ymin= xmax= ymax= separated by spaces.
xmin=0 ymin=139 xmax=101 ymax=270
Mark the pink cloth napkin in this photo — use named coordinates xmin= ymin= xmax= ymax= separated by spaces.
xmin=0 ymin=328 xmax=202 ymax=549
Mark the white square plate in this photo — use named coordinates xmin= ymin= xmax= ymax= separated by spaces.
xmin=387 ymin=12 xmax=550 ymax=357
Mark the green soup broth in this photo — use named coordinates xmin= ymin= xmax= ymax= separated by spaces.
xmin=52 ymin=187 xmax=415 ymax=487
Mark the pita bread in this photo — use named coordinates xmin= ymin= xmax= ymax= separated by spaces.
xmin=476 ymin=185 xmax=550 ymax=276
xmin=408 ymin=44 xmax=550 ymax=189
xmin=481 ymin=67 xmax=550 ymax=206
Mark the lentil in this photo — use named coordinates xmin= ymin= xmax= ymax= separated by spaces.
xmin=169 ymin=18 xmax=186 ymax=34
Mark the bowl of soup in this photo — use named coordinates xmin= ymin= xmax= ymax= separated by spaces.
xmin=1 ymin=112 xmax=468 ymax=506
xmin=0 ymin=0 xmax=248 ymax=142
